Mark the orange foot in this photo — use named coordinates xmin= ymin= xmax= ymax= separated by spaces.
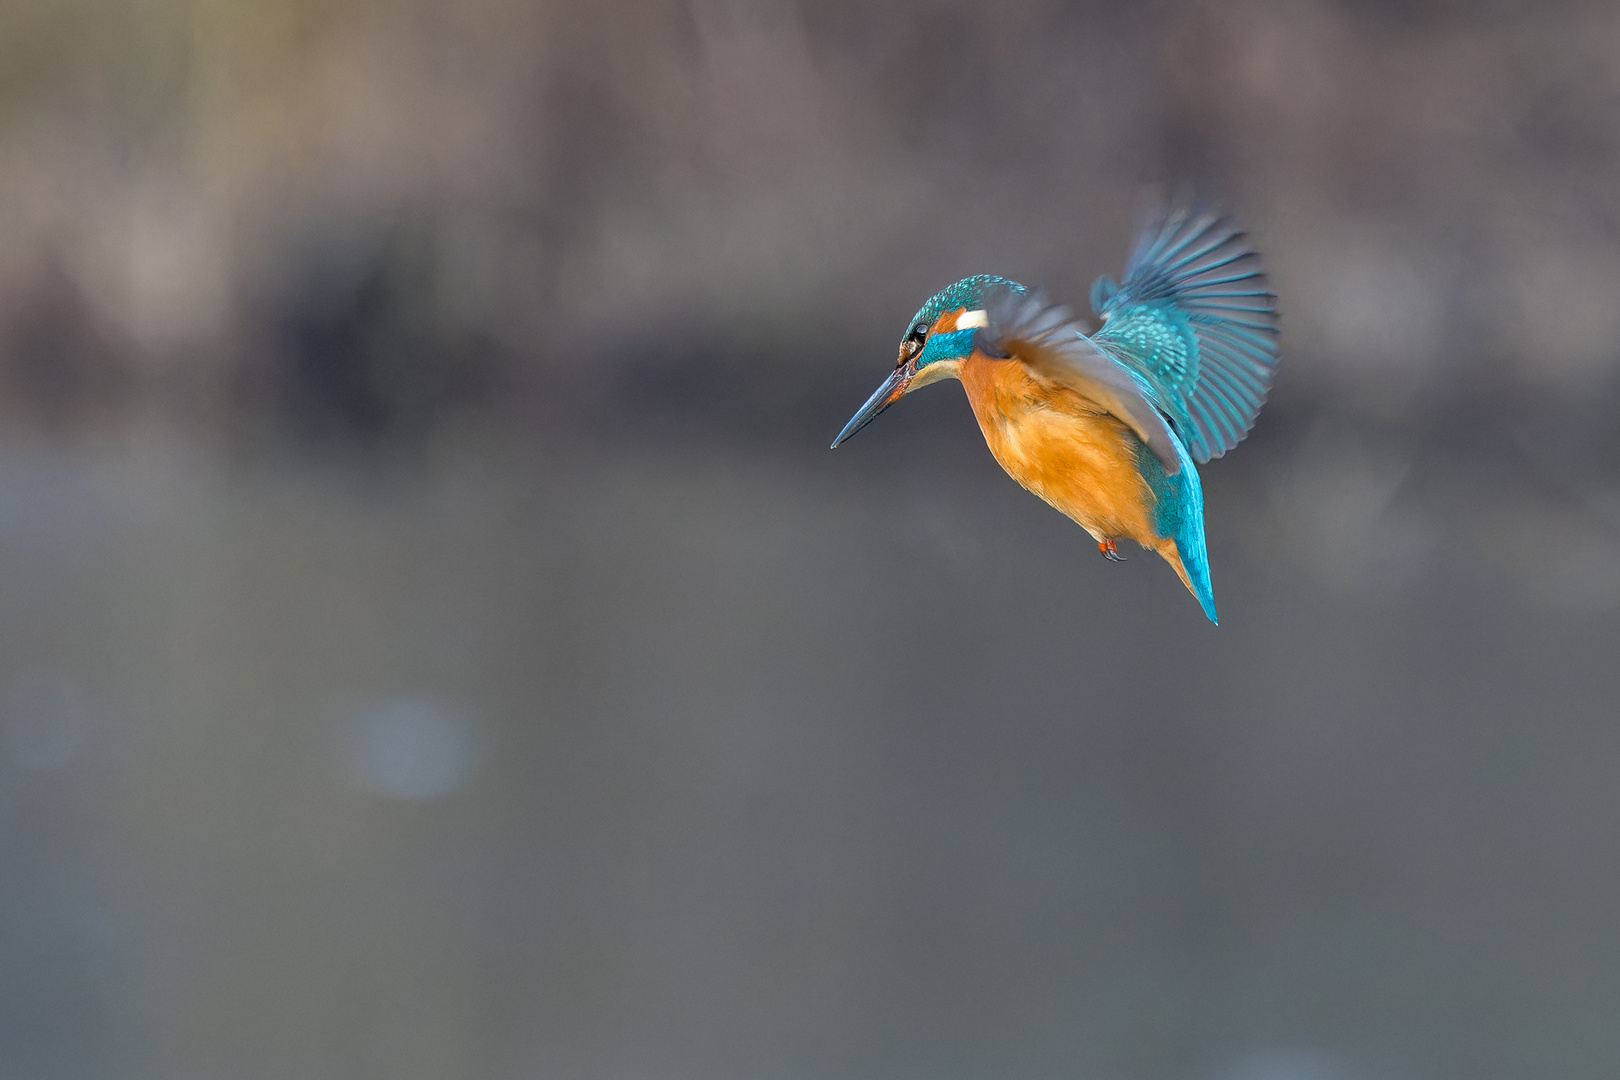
xmin=1098 ymin=538 xmax=1127 ymax=562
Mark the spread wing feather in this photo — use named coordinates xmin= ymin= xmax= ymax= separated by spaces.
xmin=1089 ymin=205 xmax=1280 ymax=463
xmin=975 ymin=282 xmax=1186 ymax=476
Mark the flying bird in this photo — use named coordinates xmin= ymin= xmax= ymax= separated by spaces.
xmin=831 ymin=203 xmax=1279 ymax=623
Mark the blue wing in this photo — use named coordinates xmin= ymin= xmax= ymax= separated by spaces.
xmin=1090 ymin=205 xmax=1280 ymax=463
xmin=976 ymin=282 xmax=1188 ymax=476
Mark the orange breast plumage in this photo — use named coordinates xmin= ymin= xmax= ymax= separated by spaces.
xmin=955 ymin=351 xmax=1205 ymax=599
xmin=957 ymin=353 xmax=1155 ymax=543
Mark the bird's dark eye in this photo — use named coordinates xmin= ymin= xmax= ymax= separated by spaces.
xmin=898 ymin=321 xmax=929 ymax=365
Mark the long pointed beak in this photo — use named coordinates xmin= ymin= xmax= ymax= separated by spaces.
xmin=830 ymin=363 xmax=913 ymax=448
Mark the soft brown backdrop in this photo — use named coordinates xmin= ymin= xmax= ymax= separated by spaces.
xmin=1 ymin=1 xmax=1618 ymax=1077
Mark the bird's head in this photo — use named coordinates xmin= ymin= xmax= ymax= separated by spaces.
xmin=830 ymin=275 xmax=1026 ymax=448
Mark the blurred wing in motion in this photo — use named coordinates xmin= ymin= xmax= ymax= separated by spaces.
xmin=1090 ymin=205 xmax=1280 ymax=463
xmin=977 ymin=282 xmax=1187 ymax=475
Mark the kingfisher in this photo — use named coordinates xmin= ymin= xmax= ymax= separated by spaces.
xmin=831 ymin=203 xmax=1279 ymax=624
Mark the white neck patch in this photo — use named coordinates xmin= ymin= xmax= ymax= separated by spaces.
xmin=956 ymin=309 xmax=988 ymax=330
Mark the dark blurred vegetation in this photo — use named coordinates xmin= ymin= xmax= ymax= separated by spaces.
xmin=1 ymin=0 xmax=1619 ymax=1077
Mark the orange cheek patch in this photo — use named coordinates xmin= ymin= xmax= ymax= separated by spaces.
xmin=931 ymin=307 xmax=988 ymax=335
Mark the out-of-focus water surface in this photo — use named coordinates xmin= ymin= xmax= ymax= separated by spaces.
xmin=2 ymin=1 xmax=1620 ymax=1077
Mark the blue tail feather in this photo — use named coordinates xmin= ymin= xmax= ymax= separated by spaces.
xmin=1136 ymin=435 xmax=1217 ymax=625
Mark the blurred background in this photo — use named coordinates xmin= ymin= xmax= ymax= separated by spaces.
xmin=1 ymin=0 xmax=1619 ymax=1076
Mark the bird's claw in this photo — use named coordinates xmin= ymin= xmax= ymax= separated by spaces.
xmin=1098 ymin=538 xmax=1127 ymax=562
